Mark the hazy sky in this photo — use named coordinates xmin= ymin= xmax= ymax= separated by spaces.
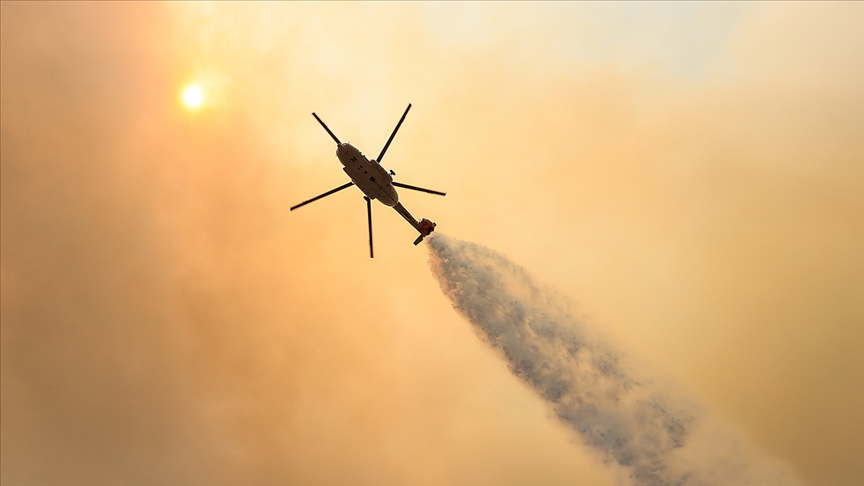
xmin=1 ymin=2 xmax=862 ymax=485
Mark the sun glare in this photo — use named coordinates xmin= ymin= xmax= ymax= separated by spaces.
xmin=181 ymin=85 xmax=204 ymax=109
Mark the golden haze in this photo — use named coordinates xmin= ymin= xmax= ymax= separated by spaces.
xmin=1 ymin=2 xmax=861 ymax=484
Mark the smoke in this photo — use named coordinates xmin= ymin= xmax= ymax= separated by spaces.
xmin=427 ymin=234 xmax=803 ymax=486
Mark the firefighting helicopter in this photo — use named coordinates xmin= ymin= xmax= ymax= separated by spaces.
xmin=290 ymin=104 xmax=445 ymax=258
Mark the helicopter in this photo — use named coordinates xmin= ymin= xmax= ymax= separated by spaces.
xmin=290 ymin=104 xmax=445 ymax=258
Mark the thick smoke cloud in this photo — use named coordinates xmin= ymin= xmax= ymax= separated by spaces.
xmin=428 ymin=234 xmax=803 ymax=486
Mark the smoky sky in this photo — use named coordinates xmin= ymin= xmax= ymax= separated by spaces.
xmin=2 ymin=2 xmax=862 ymax=485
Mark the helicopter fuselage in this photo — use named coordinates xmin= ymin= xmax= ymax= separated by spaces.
xmin=336 ymin=142 xmax=399 ymax=207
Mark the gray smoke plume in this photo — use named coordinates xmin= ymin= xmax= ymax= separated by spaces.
xmin=427 ymin=234 xmax=803 ymax=486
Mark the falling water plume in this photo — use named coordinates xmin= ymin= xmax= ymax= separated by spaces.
xmin=426 ymin=234 xmax=803 ymax=486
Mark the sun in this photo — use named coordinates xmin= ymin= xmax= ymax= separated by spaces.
xmin=181 ymin=85 xmax=204 ymax=110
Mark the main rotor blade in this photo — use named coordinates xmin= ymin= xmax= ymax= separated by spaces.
xmin=312 ymin=112 xmax=341 ymax=144
xmin=365 ymin=196 xmax=374 ymax=258
xmin=392 ymin=181 xmax=446 ymax=196
xmin=377 ymin=103 xmax=411 ymax=163
xmin=290 ymin=182 xmax=354 ymax=211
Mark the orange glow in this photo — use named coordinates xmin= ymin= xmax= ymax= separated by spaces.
xmin=1 ymin=2 xmax=861 ymax=485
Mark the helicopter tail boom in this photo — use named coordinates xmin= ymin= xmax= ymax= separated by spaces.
xmin=393 ymin=203 xmax=436 ymax=244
